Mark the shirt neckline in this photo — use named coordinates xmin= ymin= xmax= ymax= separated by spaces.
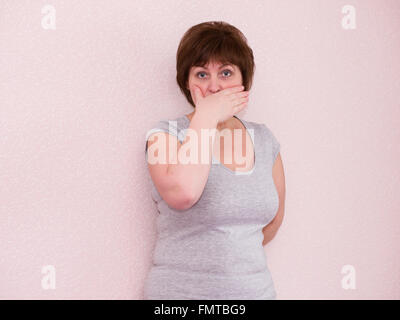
xmin=182 ymin=114 xmax=256 ymax=175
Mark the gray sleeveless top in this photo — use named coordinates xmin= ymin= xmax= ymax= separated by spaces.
xmin=144 ymin=114 xmax=281 ymax=300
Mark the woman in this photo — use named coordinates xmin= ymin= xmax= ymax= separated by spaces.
xmin=144 ymin=21 xmax=286 ymax=300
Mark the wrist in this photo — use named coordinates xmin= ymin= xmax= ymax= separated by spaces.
xmin=193 ymin=109 xmax=218 ymax=127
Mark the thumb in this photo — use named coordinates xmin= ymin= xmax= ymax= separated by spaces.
xmin=192 ymin=86 xmax=204 ymax=105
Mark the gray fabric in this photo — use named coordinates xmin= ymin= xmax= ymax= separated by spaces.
xmin=144 ymin=115 xmax=280 ymax=300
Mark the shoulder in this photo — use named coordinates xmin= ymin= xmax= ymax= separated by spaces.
xmin=243 ymin=119 xmax=276 ymax=139
xmin=247 ymin=119 xmax=281 ymax=161
xmin=261 ymin=123 xmax=278 ymax=142
xmin=158 ymin=115 xmax=188 ymax=128
xmin=146 ymin=115 xmax=187 ymax=142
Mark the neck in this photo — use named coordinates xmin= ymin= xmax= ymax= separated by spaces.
xmin=217 ymin=117 xmax=236 ymax=131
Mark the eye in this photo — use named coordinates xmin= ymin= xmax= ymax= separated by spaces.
xmin=195 ymin=69 xmax=233 ymax=79
xmin=222 ymin=69 xmax=232 ymax=77
xmin=196 ymin=71 xmax=207 ymax=79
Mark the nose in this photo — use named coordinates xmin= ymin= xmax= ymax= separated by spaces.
xmin=207 ymin=75 xmax=222 ymax=94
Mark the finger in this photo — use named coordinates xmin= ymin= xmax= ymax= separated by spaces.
xmin=237 ymin=91 xmax=250 ymax=98
xmin=233 ymin=101 xmax=248 ymax=113
xmin=192 ymin=86 xmax=204 ymax=105
xmin=232 ymin=95 xmax=249 ymax=106
xmin=222 ymin=85 xmax=245 ymax=96
xmin=229 ymin=91 xmax=249 ymax=101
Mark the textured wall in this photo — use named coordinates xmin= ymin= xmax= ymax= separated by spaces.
xmin=0 ymin=0 xmax=399 ymax=299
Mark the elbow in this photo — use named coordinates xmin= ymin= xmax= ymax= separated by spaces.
xmin=176 ymin=189 xmax=197 ymax=211
xmin=174 ymin=196 xmax=195 ymax=211
xmin=164 ymin=184 xmax=196 ymax=211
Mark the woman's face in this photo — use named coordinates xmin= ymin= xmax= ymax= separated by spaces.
xmin=186 ymin=61 xmax=243 ymax=99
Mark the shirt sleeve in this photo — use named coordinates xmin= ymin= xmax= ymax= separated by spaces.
xmin=262 ymin=124 xmax=281 ymax=164
xmin=144 ymin=119 xmax=180 ymax=159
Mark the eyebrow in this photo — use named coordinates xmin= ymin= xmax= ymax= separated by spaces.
xmin=195 ymin=63 xmax=233 ymax=70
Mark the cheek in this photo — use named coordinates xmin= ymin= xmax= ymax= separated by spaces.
xmin=188 ymin=77 xmax=206 ymax=90
xmin=232 ymin=72 xmax=243 ymax=83
xmin=225 ymin=77 xmax=243 ymax=88
xmin=187 ymin=75 xmax=199 ymax=88
xmin=189 ymin=76 xmax=201 ymax=84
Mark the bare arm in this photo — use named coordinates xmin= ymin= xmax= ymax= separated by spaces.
xmin=146 ymin=110 xmax=219 ymax=211
xmin=146 ymin=85 xmax=248 ymax=211
xmin=166 ymin=110 xmax=219 ymax=207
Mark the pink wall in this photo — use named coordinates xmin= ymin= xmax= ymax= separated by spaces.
xmin=0 ymin=0 xmax=399 ymax=299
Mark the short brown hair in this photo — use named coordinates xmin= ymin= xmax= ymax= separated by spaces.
xmin=176 ymin=21 xmax=255 ymax=108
